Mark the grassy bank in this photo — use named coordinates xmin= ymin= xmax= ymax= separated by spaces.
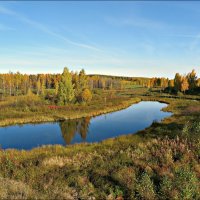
xmin=0 ymin=91 xmax=141 ymax=127
xmin=0 ymin=87 xmax=199 ymax=127
xmin=0 ymin=96 xmax=199 ymax=199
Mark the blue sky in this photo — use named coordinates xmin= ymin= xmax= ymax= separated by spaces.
xmin=0 ymin=1 xmax=199 ymax=78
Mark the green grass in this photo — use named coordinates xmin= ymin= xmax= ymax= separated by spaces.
xmin=0 ymin=88 xmax=200 ymax=199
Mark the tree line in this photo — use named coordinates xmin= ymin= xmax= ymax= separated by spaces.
xmin=146 ymin=69 xmax=200 ymax=94
xmin=0 ymin=70 xmax=154 ymax=99
xmin=0 ymin=68 xmax=132 ymax=97
xmin=0 ymin=67 xmax=128 ymax=105
xmin=173 ymin=70 xmax=200 ymax=94
xmin=0 ymin=68 xmax=199 ymax=104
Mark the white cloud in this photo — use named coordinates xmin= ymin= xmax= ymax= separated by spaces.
xmin=0 ymin=5 xmax=102 ymax=52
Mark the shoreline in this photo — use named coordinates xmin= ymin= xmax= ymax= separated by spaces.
xmin=0 ymin=97 xmax=142 ymax=127
xmin=1 ymin=98 xmax=173 ymax=152
xmin=0 ymin=97 xmax=175 ymax=128
xmin=0 ymin=97 xmax=174 ymax=128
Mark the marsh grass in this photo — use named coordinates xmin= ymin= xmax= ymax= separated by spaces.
xmin=0 ymin=91 xmax=141 ymax=126
xmin=0 ymin=89 xmax=200 ymax=199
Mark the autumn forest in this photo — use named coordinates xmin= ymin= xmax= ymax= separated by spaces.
xmin=0 ymin=68 xmax=199 ymax=104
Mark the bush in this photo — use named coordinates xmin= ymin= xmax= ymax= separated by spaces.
xmin=159 ymin=168 xmax=199 ymax=199
xmin=136 ymin=172 xmax=156 ymax=200
xmin=177 ymin=91 xmax=183 ymax=96
xmin=174 ymin=168 xmax=199 ymax=199
xmin=159 ymin=176 xmax=173 ymax=199
xmin=182 ymin=120 xmax=200 ymax=140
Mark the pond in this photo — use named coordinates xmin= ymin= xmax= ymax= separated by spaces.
xmin=0 ymin=101 xmax=172 ymax=150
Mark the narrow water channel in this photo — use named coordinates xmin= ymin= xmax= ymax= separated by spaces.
xmin=0 ymin=101 xmax=172 ymax=150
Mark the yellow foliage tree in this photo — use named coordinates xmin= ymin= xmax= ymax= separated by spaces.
xmin=174 ymin=73 xmax=182 ymax=92
xmin=181 ymin=76 xmax=189 ymax=94
xmin=81 ymin=88 xmax=92 ymax=103
xmin=196 ymin=78 xmax=200 ymax=87
xmin=187 ymin=69 xmax=197 ymax=90
xmin=168 ymin=79 xmax=174 ymax=88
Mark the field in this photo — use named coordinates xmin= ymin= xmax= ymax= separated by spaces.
xmin=0 ymin=87 xmax=199 ymax=199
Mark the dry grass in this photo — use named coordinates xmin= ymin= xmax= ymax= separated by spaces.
xmin=0 ymin=177 xmax=37 ymax=199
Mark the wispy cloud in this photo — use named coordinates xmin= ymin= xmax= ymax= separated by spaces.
xmin=0 ymin=5 xmax=102 ymax=52
xmin=105 ymin=15 xmax=166 ymax=30
xmin=0 ymin=5 xmax=15 ymax=15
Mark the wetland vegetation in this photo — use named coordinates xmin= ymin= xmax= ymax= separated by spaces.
xmin=2 ymin=1 xmax=200 ymax=199
xmin=0 ymin=68 xmax=199 ymax=199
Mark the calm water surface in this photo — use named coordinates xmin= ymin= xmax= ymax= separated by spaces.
xmin=0 ymin=101 xmax=172 ymax=150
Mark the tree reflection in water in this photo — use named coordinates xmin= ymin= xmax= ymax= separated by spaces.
xmin=59 ymin=117 xmax=91 ymax=144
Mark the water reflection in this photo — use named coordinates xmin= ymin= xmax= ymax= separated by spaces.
xmin=0 ymin=101 xmax=172 ymax=150
xmin=60 ymin=117 xmax=91 ymax=144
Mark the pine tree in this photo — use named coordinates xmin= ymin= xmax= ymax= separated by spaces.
xmin=58 ymin=67 xmax=74 ymax=105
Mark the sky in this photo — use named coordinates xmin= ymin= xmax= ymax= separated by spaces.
xmin=0 ymin=1 xmax=199 ymax=78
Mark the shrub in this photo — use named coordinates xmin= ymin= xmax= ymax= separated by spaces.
xmin=109 ymin=186 xmax=124 ymax=199
xmin=174 ymin=168 xmax=199 ymax=199
xmin=111 ymin=167 xmax=136 ymax=190
xmin=182 ymin=120 xmax=200 ymax=140
xmin=136 ymin=172 xmax=156 ymax=200
xmin=177 ymin=91 xmax=183 ymax=96
xmin=159 ymin=176 xmax=173 ymax=199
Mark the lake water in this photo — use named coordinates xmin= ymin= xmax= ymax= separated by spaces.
xmin=0 ymin=101 xmax=172 ymax=150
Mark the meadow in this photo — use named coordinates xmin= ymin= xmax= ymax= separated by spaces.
xmin=0 ymin=87 xmax=199 ymax=199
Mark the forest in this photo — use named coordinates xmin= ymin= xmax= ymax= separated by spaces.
xmin=0 ymin=67 xmax=199 ymax=102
